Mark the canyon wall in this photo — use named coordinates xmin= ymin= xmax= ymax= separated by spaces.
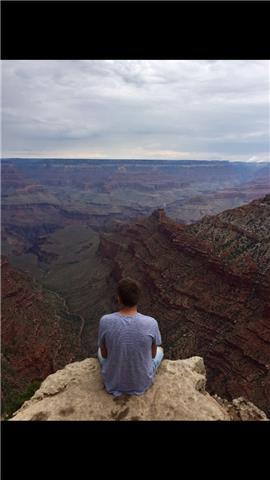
xmin=97 ymin=196 xmax=270 ymax=415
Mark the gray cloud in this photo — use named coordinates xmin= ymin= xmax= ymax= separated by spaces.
xmin=1 ymin=60 xmax=269 ymax=161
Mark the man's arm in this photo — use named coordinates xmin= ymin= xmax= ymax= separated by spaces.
xmin=151 ymin=319 xmax=162 ymax=358
xmin=98 ymin=317 xmax=108 ymax=358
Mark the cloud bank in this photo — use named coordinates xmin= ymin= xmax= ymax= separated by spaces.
xmin=1 ymin=60 xmax=269 ymax=161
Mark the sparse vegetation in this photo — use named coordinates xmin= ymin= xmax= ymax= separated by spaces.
xmin=2 ymin=381 xmax=41 ymax=420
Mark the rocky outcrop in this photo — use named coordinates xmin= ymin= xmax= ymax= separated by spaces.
xmin=10 ymin=357 xmax=267 ymax=421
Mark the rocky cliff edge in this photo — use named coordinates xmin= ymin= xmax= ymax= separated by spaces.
xmin=10 ymin=357 xmax=268 ymax=421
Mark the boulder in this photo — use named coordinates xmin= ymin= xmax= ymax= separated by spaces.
xmin=10 ymin=357 xmax=268 ymax=421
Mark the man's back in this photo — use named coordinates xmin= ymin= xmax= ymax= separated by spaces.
xmin=98 ymin=311 xmax=162 ymax=396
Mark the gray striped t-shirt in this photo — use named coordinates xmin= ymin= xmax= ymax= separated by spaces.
xmin=98 ymin=311 xmax=162 ymax=396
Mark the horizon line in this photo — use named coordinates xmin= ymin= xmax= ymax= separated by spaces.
xmin=1 ymin=157 xmax=269 ymax=164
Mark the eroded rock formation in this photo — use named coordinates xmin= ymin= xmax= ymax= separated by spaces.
xmin=10 ymin=357 xmax=267 ymax=421
xmin=97 ymin=195 xmax=270 ymax=416
xmin=1 ymin=256 xmax=83 ymax=416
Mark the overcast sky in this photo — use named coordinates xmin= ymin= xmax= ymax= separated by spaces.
xmin=1 ymin=60 xmax=269 ymax=161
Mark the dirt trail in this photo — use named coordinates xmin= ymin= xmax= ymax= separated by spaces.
xmin=48 ymin=289 xmax=86 ymax=346
xmin=78 ymin=315 xmax=85 ymax=344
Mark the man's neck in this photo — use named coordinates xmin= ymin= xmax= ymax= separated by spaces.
xmin=119 ymin=305 xmax=138 ymax=316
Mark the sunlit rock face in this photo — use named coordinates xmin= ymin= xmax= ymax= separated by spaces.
xmin=10 ymin=357 xmax=267 ymax=421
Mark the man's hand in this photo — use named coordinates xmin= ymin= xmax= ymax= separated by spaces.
xmin=151 ymin=343 xmax=157 ymax=359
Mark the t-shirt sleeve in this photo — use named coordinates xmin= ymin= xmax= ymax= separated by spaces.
xmin=152 ymin=320 xmax=162 ymax=346
xmin=97 ymin=317 xmax=106 ymax=348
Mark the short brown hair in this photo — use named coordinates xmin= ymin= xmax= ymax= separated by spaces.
xmin=117 ymin=277 xmax=141 ymax=307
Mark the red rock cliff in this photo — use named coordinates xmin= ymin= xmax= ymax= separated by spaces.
xmin=97 ymin=196 xmax=270 ymax=415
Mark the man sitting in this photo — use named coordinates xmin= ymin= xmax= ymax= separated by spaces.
xmin=97 ymin=277 xmax=164 ymax=396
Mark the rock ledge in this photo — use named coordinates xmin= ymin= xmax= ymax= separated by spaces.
xmin=10 ymin=357 xmax=268 ymax=421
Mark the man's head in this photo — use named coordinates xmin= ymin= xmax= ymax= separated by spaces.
xmin=117 ymin=277 xmax=141 ymax=307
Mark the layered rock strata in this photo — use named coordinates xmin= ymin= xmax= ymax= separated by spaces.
xmin=97 ymin=196 xmax=270 ymax=416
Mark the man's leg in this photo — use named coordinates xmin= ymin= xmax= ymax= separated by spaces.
xmin=153 ymin=346 xmax=164 ymax=372
xmin=97 ymin=347 xmax=106 ymax=366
